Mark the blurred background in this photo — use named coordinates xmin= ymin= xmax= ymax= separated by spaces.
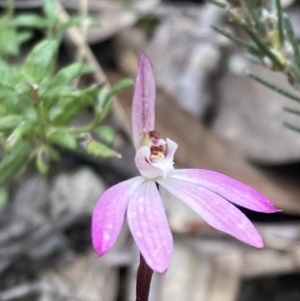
xmin=1 ymin=0 xmax=300 ymax=301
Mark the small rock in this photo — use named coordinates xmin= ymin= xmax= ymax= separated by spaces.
xmin=147 ymin=4 xmax=223 ymax=117
xmin=27 ymin=234 xmax=68 ymax=260
xmin=49 ymin=168 xmax=106 ymax=218
xmin=40 ymin=251 xmax=118 ymax=301
xmin=213 ymin=62 xmax=300 ymax=164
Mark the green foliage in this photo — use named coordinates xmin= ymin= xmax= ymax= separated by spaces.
xmin=98 ymin=78 xmax=134 ymax=121
xmin=0 ymin=140 xmax=31 ymax=186
xmin=0 ymin=0 xmax=133 ymax=185
xmin=0 ymin=188 xmax=8 ymax=211
xmin=86 ymin=140 xmax=120 ymax=158
xmin=23 ymin=39 xmax=59 ymax=84
xmin=36 ymin=145 xmax=49 ymax=174
xmin=207 ymin=0 xmax=300 ymax=133
xmin=93 ymin=125 xmax=115 ymax=145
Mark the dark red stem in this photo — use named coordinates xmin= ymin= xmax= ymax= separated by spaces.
xmin=135 ymin=254 xmax=153 ymax=301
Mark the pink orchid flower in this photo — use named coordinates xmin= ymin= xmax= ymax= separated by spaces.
xmin=92 ymin=52 xmax=277 ymax=273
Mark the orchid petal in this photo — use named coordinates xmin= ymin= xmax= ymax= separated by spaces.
xmin=135 ymin=138 xmax=178 ymax=179
xmin=157 ymin=177 xmax=264 ymax=248
xmin=127 ymin=180 xmax=173 ymax=273
xmin=169 ymin=169 xmax=277 ymax=213
xmin=132 ymin=52 xmax=156 ymax=149
xmin=92 ymin=176 xmax=144 ymax=255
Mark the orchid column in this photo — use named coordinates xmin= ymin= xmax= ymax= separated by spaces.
xmin=92 ymin=53 xmax=277 ymax=300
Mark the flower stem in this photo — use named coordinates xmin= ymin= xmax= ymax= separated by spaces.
xmin=135 ymin=254 xmax=153 ymax=301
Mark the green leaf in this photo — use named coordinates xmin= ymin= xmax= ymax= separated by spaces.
xmin=40 ymin=86 xmax=70 ymax=109
xmin=0 ymin=188 xmax=8 ymax=212
xmin=23 ymin=39 xmax=59 ymax=84
xmin=211 ymin=25 xmax=258 ymax=53
xmin=50 ymin=85 xmax=99 ymax=124
xmin=284 ymin=121 xmax=300 ymax=133
xmin=48 ymin=146 xmax=60 ymax=161
xmin=12 ymin=14 xmax=49 ymax=28
xmin=244 ymin=1 xmax=266 ymax=35
xmin=86 ymin=140 xmax=120 ymax=158
xmin=274 ymin=0 xmax=284 ymax=47
xmin=0 ymin=140 xmax=31 ymax=185
xmin=0 ymin=115 xmax=23 ymax=130
xmin=243 ymin=20 xmax=285 ymax=70
xmin=283 ymin=107 xmax=300 ymax=116
xmin=49 ymin=62 xmax=94 ymax=88
xmin=15 ymin=31 xmax=33 ymax=45
xmin=246 ymin=53 xmax=262 ymax=64
xmin=42 ymin=0 xmax=57 ymax=25
xmin=47 ymin=129 xmax=77 ymax=150
xmin=98 ymin=79 xmax=134 ymax=121
xmin=249 ymin=72 xmax=300 ymax=102
xmin=0 ymin=60 xmax=20 ymax=89
xmin=6 ymin=122 xmax=35 ymax=149
xmin=93 ymin=125 xmax=115 ymax=145
xmin=36 ymin=146 xmax=49 ymax=174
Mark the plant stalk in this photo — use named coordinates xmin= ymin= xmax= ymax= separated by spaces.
xmin=135 ymin=254 xmax=153 ymax=301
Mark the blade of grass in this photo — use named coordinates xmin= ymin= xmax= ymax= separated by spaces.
xmin=243 ymin=20 xmax=285 ymax=70
xmin=246 ymin=53 xmax=262 ymax=64
xmin=243 ymin=0 xmax=265 ymax=35
xmin=284 ymin=121 xmax=300 ymax=133
xmin=249 ymin=72 xmax=300 ymax=102
xmin=283 ymin=107 xmax=300 ymax=116
xmin=274 ymin=0 xmax=284 ymax=47
xmin=212 ymin=25 xmax=259 ymax=52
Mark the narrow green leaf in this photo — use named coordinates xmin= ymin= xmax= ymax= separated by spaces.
xmin=47 ymin=129 xmax=77 ymax=150
xmin=275 ymin=0 xmax=284 ymax=47
xmin=246 ymin=53 xmax=262 ymax=64
xmin=98 ymin=79 xmax=134 ymax=121
xmin=49 ymin=62 xmax=94 ymax=88
xmin=93 ymin=125 xmax=115 ymax=145
xmin=23 ymin=39 xmax=59 ymax=84
xmin=1 ymin=90 xmax=19 ymax=113
xmin=0 ymin=188 xmax=8 ymax=211
xmin=244 ymin=1 xmax=265 ymax=34
xmin=86 ymin=140 xmax=120 ymax=158
xmin=50 ymin=85 xmax=99 ymax=124
xmin=6 ymin=122 xmax=35 ymax=150
xmin=284 ymin=15 xmax=300 ymax=66
xmin=40 ymin=86 xmax=70 ymax=109
xmin=249 ymin=72 xmax=300 ymax=102
xmin=36 ymin=146 xmax=49 ymax=174
xmin=0 ymin=115 xmax=23 ymax=130
xmin=0 ymin=140 xmax=31 ymax=185
xmin=15 ymin=31 xmax=33 ymax=45
xmin=243 ymin=20 xmax=285 ymax=70
xmin=212 ymin=25 xmax=258 ymax=52
xmin=284 ymin=121 xmax=300 ymax=133
xmin=42 ymin=0 xmax=57 ymax=24
xmin=11 ymin=14 xmax=49 ymax=28
xmin=283 ymin=107 xmax=300 ymax=116
xmin=105 ymin=79 xmax=134 ymax=100
xmin=48 ymin=146 xmax=61 ymax=161
xmin=0 ymin=60 xmax=20 ymax=89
